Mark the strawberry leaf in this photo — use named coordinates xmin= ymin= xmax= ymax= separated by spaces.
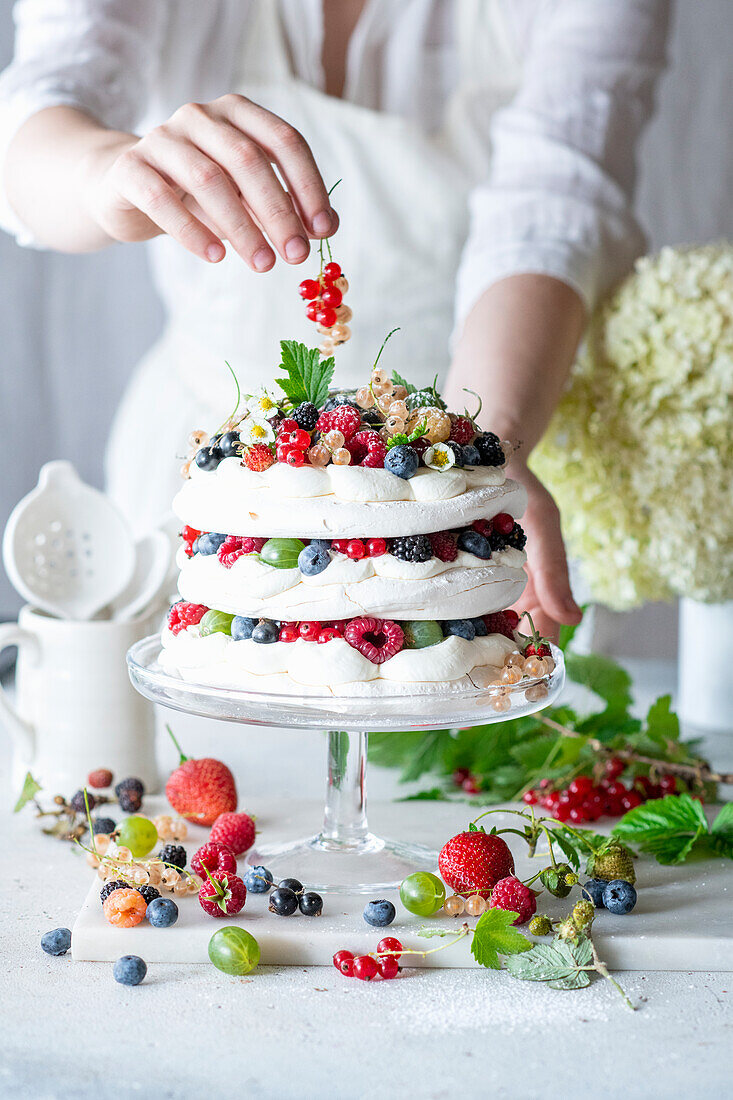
xmin=505 ymin=935 xmax=593 ymax=989
xmin=470 ymin=908 xmax=532 ymax=970
xmin=563 ymin=653 xmax=633 ymax=718
xmin=709 ymin=803 xmax=733 ymax=859
xmin=644 ymin=695 xmax=680 ymax=746
xmin=611 ymin=793 xmax=708 ymax=864
xmin=14 ymin=771 xmax=42 ymax=813
xmin=276 ymin=341 xmax=335 ymax=408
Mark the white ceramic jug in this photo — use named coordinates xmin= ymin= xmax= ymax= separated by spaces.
xmin=0 ymin=605 xmax=161 ymax=795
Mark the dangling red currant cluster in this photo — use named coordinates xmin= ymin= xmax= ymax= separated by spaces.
xmin=298 ymin=260 xmax=352 ymax=356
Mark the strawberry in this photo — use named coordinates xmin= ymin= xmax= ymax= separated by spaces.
xmin=191 ymin=840 xmax=237 ymax=878
xmin=209 ymin=811 xmax=256 ymax=856
xmin=198 ymin=870 xmax=246 ymax=918
xmin=165 ymin=726 xmax=237 ymax=826
xmin=244 ymin=443 xmax=274 ymax=472
xmin=438 ymin=830 xmax=515 ymax=899
xmin=489 ymin=876 xmax=537 ymax=924
xmin=518 ymin=612 xmax=552 ymax=658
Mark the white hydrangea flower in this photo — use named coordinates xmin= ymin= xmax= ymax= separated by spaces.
xmin=532 ymin=244 xmax=733 ymax=608
xmin=423 ymin=442 xmax=456 ymax=471
xmin=245 ymin=387 xmax=281 ymax=421
xmin=239 ymin=417 xmax=275 ymax=446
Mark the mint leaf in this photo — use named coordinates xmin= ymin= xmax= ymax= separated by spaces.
xmin=391 ymin=370 xmax=416 ymax=395
xmin=276 ymin=340 xmax=334 ymax=407
xmin=505 ymin=936 xmax=593 ymax=989
xmin=709 ymin=803 xmax=733 ymax=859
xmin=564 ymin=653 xmax=632 ymax=718
xmin=612 ymin=793 xmax=708 ymax=864
xmin=14 ymin=771 xmax=42 ymax=813
xmin=470 ymin=908 xmax=532 ymax=970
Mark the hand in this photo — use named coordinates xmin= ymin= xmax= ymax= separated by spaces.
xmin=84 ymin=95 xmax=337 ymax=268
xmin=507 ymin=459 xmax=583 ymax=642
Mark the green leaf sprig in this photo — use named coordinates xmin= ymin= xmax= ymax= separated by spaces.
xmin=612 ymin=793 xmax=733 ymax=863
xmin=276 ymin=340 xmax=335 ymax=408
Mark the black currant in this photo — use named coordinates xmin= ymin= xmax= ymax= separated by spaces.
xmin=268 ymin=887 xmax=299 ymax=916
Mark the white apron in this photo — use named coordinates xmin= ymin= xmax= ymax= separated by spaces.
xmin=106 ymin=0 xmax=522 ymax=535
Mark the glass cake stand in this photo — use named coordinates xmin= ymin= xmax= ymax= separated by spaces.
xmin=127 ymin=636 xmax=564 ymax=893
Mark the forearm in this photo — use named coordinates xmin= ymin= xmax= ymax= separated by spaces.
xmin=3 ymin=106 xmax=136 ymax=251
xmin=445 ymin=274 xmax=586 ymax=455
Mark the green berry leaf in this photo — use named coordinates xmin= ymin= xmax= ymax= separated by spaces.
xmin=391 ymin=370 xmax=416 ymax=395
xmin=709 ymin=803 xmax=733 ymax=859
xmin=549 ymin=827 xmax=582 ymax=871
xmin=276 ymin=340 xmax=335 ymax=408
xmin=563 ymin=653 xmax=633 ymax=718
xmin=644 ymin=694 xmax=680 ymax=747
xmin=14 ymin=771 xmax=42 ymax=813
xmin=505 ymin=935 xmax=593 ymax=989
xmin=470 ymin=907 xmax=532 ymax=970
xmin=612 ymin=793 xmax=709 ymax=864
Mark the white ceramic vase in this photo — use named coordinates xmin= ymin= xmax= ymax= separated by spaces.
xmin=677 ymin=597 xmax=733 ymax=733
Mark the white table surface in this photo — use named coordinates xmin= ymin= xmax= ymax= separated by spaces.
xmin=1 ymin=658 xmax=732 ymax=1100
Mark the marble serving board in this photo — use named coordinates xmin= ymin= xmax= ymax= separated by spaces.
xmin=72 ymin=798 xmax=733 ymax=969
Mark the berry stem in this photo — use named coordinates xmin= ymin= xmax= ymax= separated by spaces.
xmin=371 ymin=327 xmax=400 ymax=373
xmin=589 ymin=940 xmax=635 ymax=1010
xmin=166 ymin=724 xmax=189 ymax=764
xmin=214 ymin=361 xmax=242 ymax=437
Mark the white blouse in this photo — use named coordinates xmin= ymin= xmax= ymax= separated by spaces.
xmin=0 ymin=0 xmax=669 ymax=313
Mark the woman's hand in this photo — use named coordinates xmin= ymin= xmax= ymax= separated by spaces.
xmin=507 ymin=459 xmax=582 ymax=642
xmin=82 ymin=95 xmax=337 ymax=268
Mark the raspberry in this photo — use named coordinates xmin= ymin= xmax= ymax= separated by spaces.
xmin=344 ymin=617 xmax=404 ymax=664
xmin=528 ymin=914 xmax=552 ymax=936
xmin=482 ymin=611 xmax=517 ymax=640
xmin=449 ymin=416 xmax=475 ymax=445
xmin=428 ymin=532 xmax=458 ymax=562
xmin=472 ymin=519 xmax=493 ymax=537
xmin=489 ymin=876 xmax=537 ymax=925
xmin=316 ymin=406 xmax=361 ymax=441
xmin=346 ymin=429 xmax=387 ymax=467
xmin=191 ymin=840 xmax=237 ymax=878
xmin=87 ymin=768 xmax=113 ymax=789
xmin=198 ymin=872 xmax=247 ymax=918
xmin=167 ymin=601 xmax=208 ymax=636
xmin=217 ymin=535 xmax=266 ymax=568
xmin=390 ymin=535 xmax=432 ymax=563
xmin=244 ymin=443 xmax=274 ymax=472
xmin=210 ymin=811 xmax=256 ymax=855
xmin=103 ymin=888 xmax=148 ymax=928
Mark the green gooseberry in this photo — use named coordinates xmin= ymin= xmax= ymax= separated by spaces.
xmin=401 ymin=620 xmax=444 ymax=650
xmin=259 ymin=538 xmax=305 ymax=570
xmin=199 ymin=610 xmax=235 ymax=636
xmin=116 ymin=815 xmax=158 ymax=858
xmin=208 ymin=926 xmax=260 ymax=976
xmin=399 ymin=872 xmax=446 ymax=917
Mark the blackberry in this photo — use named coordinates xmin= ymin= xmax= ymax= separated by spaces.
xmin=292 ymin=402 xmax=319 ymax=431
xmin=136 ymin=885 xmax=161 ymax=906
xmin=158 ymin=843 xmax=187 ymax=871
xmin=115 ymin=777 xmax=145 ymax=813
xmin=70 ymin=789 xmax=95 ymax=814
xmin=91 ymin=816 xmax=116 ymax=835
xmin=361 ymin=407 xmax=382 ymax=426
xmin=322 ymin=393 xmax=359 ymax=413
xmin=506 ymin=522 xmax=527 ymax=551
xmin=100 ymin=880 xmax=128 ymax=905
xmin=444 ymin=441 xmax=465 ymax=466
xmin=389 ymin=535 xmax=432 ymax=563
xmin=474 ymin=432 xmax=505 ymax=467
xmin=488 ymin=530 xmax=508 ymax=553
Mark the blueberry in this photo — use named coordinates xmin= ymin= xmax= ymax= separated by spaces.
xmin=231 ymin=616 xmax=256 ymax=641
xmin=322 ymin=393 xmax=359 ymax=413
xmin=462 ymin=444 xmax=481 ymax=467
xmin=268 ymin=887 xmax=299 ymax=916
xmin=243 ymin=865 xmax=273 ymax=893
xmin=218 ymin=431 xmax=241 ymax=458
xmin=41 ymin=928 xmax=71 ymax=956
xmin=278 ymin=877 xmax=303 ymax=894
xmin=91 ymin=816 xmax=116 ymax=835
xmin=299 ymin=891 xmax=324 ymax=916
xmin=457 ymin=529 xmax=492 ymax=559
xmin=197 ymin=532 xmax=227 ymax=555
xmin=113 ymin=955 xmax=147 ymax=986
xmin=384 ymin=444 xmax=419 ymax=480
xmin=602 ymin=879 xmax=637 ymax=915
xmin=443 ymin=619 xmax=476 ymax=640
xmin=445 ymin=441 xmax=465 ymax=466
xmin=252 ymin=619 xmax=279 ymax=644
xmin=581 ymin=878 xmax=609 ymax=909
xmin=309 ymin=539 xmax=332 ymax=552
xmin=194 ymin=446 xmax=223 ymax=472
xmin=471 ymin=617 xmax=488 ymax=636
xmin=298 ymin=544 xmax=331 ymax=576
xmin=363 ymin=899 xmax=396 ymax=927
xmin=191 ymin=538 xmax=200 ymax=554
xmin=146 ymin=897 xmax=179 ymax=928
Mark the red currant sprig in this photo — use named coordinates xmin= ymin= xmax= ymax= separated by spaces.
xmin=299 ymin=260 xmax=351 ymax=356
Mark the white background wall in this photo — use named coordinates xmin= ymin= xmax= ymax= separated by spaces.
xmin=0 ymin=1 xmax=731 ymax=652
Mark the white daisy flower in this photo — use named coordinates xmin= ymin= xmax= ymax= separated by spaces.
xmin=239 ymin=417 xmax=275 ymax=446
xmin=423 ymin=442 xmax=456 ymax=471
xmin=246 ymin=387 xmax=281 ymax=421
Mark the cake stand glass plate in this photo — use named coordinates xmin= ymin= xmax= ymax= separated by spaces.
xmin=127 ymin=636 xmax=564 ymax=892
